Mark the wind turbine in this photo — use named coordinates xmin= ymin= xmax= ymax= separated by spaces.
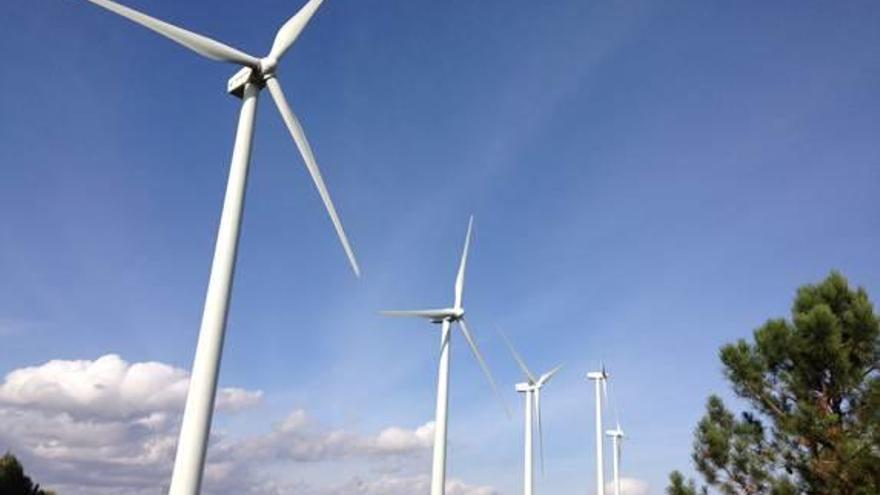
xmin=76 ymin=1 xmax=359 ymax=494
xmin=501 ymin=332 xmax=562 ymax=495
xmin=606 ymin=422 xmax=625 ymax=495
xmin=587 ymin=366 xmax=609 ymax=495
xmin=381 ymin=216 xmax=505 ymax=495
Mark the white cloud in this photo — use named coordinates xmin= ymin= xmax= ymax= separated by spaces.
xmin=374 ymin=421 xmax=435 ymax=452
xmin=327 ymin=474 xmax=497 ymax=495
xmin=0 ymin=355 xmax=489 ymax=495
xmin=226 ymin=409 xmax=434 ymax=462
xmin=214 ymin=385 xmax=263 ymax=412
xmin=0 ymin=354 xmax=262 ymax=418
xmin=0 ymin=354 xmax=261 ymax=494
xmin=232 ymin=474 xmax=496 ymax=495
xmin=604 ymin=477 xmax=651 ymax=495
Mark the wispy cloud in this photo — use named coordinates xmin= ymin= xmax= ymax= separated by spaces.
xmin=0 ymin=318 xmax=36 ymax=337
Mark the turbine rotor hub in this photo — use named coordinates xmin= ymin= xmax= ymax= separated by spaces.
xmin=259 ymin=57 xmax=279 ymax=78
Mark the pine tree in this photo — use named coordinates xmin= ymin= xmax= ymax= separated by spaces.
xmin=0 ymin=452 xmax=56 ymax=495
xmin=667 ymin=471 xmax=706 ymax=495
xmin=669 ymin=272 xmax=880 ymax=495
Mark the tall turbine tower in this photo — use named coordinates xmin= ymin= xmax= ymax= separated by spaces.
xmin=76 ymin=1 xmax=359 ymax=494
xmin=587 ymin=367 xmax=609 ymax=495
xmin=382 ymin=216 xmax=506 ymax=495
xmin=502 ymin=332 xmax=562 ymax=495
xmin=606 ymin=422 xmax=625 ymax=495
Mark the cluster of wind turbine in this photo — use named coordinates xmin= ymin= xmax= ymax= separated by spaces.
xmin=77 ymin=1 xmax=358 ymax=494
xmin=70 ymin=2 xmax=637 ymax=494
xmin=589 ymin=366 xmax=629 ymax=495
xmin=381 ymin=216 xmax=507 ymax=495
xmin=501 ymin=332 xmax=562 ymax=495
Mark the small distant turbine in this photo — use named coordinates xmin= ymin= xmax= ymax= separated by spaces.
xmin=381 ymin=216 xmax=506 ymax=495
xmin=76 ymin=1 xmax=359 ymax=494
xmin=606 ymin=422 xmax=625 ymax=495
xmin=502 ymin=332 xmax=562 ymax=495
xmin=587 ymin=366 xmax=609 ymax=495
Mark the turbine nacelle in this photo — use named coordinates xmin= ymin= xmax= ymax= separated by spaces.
xmin=448 ymin=307 xmax=465 ymax=321
xmin=227 ymin=67 xmax=258 ymax=97
xmin=606 ymin=428 xmax=625 ymax=438
xmin=430 ymin=307 xmax=465 ymax=323
xmin=226 ymin=58 xmax=281 ymax=98
xmin=380 ymin=307 xmax=464 ymax=323
xmin=515 ymin=382 xmax=536 ymax=393
xmin=586 ymin=370 xmax=608 ymax=381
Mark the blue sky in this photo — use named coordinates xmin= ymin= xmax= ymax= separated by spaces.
xmin=1 ymin=0 xmax=880 ymax=493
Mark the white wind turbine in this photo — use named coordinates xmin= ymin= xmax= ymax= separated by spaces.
xmin=501 ymin=332 xmax=563 ymax=495
xmin=381 ymin=215 xmax=506 ymax=495
xmin=587 ymin=366 xmax=609 ymax=495
xmin=77 ymin=1 xmax=358 ymax=494
xmin=606 ymin=421 xmax=625 ymax=495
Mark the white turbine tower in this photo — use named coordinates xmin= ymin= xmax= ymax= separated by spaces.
xmin=77 ymin=1 xmax=359 ymax=494
xmin=606 ymin=422 xmax=625 ymax=495
xmin=587 ymin=366 xmax=609 ymax=495
xmin=501 ymin=332 xmax=562 ymax=495
xmin=381 ymin=216 xmax=506 ymax=495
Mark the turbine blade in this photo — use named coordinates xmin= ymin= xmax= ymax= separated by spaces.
xmin=269 ymin=0 xmax=325 ymax=61
xmin=453 ymin=215 xmax=474 ymax=310
xmin=537 ymin=363 xmax=564 ymax=387
xmin=535 ymin=388 xmax=545 ymax=476
xmin=498 ymin=330 xmax=536 ymax=383
xmin=265 ymin=77 xmax=360 ymax=277
xmin=84 ymin=0 xmax=259 ymax=67
xmin=379 ymin=309 xmax=451 ymax=320
xmin=457 ymin=318 xmax=509 ymax=416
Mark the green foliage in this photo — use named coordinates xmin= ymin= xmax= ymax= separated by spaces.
xmin=0 ymin=452 xmax=56 ymax=495
xmin=668 ymin=272 xmax=880 ymax=495
xmin=667 ymin=471 xmax=707 ymax=495
xmin=691 ymin=396 xmax=774 ymax=494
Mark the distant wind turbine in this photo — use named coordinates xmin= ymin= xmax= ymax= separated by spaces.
xmin=606 ymin=422 xmax=625 ymax=495
xmin=381 ymin=216 xmax=506 ymax=495
xmin=587 ymin=366 xmax=609 ymax=495
xmin=76 ymin=1 xmax=359 ymax=494
xmin=502 ymin=332 xmax=563 ymax=495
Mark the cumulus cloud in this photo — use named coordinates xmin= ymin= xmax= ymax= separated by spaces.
xmin=0 ymin=354 xmax=261 ymax=418
xmin=374 ymin=421 xmax=435 ymax=453
xmin=0 ymin=355 xmax=481 ymax=495
xmin=604 ymin=477 xmax=651 ymax=495
xmin=0 ymin=354 xmax=263 ymax=494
